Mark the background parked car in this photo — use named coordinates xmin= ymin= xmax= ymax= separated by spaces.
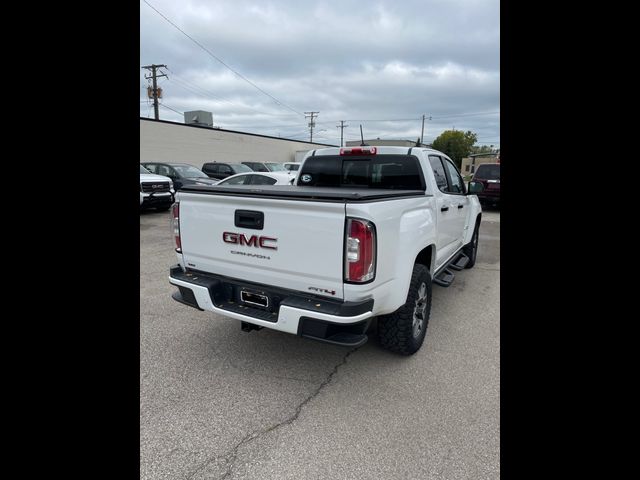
xmin=283 ymin=162 xmax=300 ymax=172
xmin=241 ymin=161 xmax=287 ymax=172
xmin=141 ymin=162 xmax=219 ymax=190
xmin=140 ymin=164 xmax=175 ymax=211
xmin=201 ymin=162 xmax=253 ymax=180
xmin=471 ymin=163 xmax=500 ymax=206
xmin=215 ymin=171 xmax=295 ymax=186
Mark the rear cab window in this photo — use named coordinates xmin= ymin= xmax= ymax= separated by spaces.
xmin=298 ymin=155 xmax=425 ymax=190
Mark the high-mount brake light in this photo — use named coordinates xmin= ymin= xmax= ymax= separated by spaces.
xmin=172 ymin=202 xmax=181 ymax=252
xmin=344 ymin=218 xmax=376 ymax=283
xmin=339 ymin=147 xmax=377 ymax=155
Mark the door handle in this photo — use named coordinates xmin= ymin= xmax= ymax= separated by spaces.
xmin=458 ymin=204 xmax=464 ymax=209
xmin=441 ymin=206 xmax=449 ymax=212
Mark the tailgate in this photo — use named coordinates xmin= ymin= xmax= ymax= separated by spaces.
xmin=178 ymin=192 xmax=346 ymax=299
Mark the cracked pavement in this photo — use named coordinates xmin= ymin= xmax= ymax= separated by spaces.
xmin=140 ymin=207 xmax=500 ymax=479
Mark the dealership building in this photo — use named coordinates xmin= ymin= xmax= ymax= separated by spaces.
xmin=140 ymin=118 xmax=335 ymax=168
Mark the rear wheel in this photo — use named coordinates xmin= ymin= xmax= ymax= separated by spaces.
xmin=377 ymin=264 xmax=432 ymax=355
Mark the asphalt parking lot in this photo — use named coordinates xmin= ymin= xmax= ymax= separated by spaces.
xmin=140 ymin=207 xmax=500 ymax=480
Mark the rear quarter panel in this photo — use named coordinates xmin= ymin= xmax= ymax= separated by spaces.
xmin=344 ymin=196 xmax=437 ymax=316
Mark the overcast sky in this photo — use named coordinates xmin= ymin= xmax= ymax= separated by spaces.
xmin=140 ymin=0 xmax=499 ymax=147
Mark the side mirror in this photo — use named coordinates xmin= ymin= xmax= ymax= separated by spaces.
xmin=468 ymin=181 xmax=484 ymax=194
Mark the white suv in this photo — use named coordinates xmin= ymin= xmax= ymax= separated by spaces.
xmin=140 ymin=164 xmax=175 ymax=211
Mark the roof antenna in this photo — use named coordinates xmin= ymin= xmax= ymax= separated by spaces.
xmin=360 ymin=125 xmax=368 ymax=146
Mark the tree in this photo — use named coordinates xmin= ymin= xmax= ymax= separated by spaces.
xmin=432 ymin=130 xmax=478 ymax=168
xmin=470 ymin=145 xmax=495 ymax=154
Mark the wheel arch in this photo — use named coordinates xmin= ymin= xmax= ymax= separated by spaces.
xmin=415 ymin=244 xmax=436 ymax=276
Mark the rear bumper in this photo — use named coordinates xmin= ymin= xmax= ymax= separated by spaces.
xmin=169 ymin=265 xmax=373 ymax=346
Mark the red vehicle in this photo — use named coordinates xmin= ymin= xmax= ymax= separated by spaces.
xmin=472 ymin=163 xmax=500 ymax=206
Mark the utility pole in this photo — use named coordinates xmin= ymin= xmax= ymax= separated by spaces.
xmin=142 ymin=64 xmax=168 ymax=120
xmin=305 ymin=111 xmax=319 ymax=143
xmin=420 ymin=114 xmax=432 ymax=145
xmin=336 ymin=120 xmax=348 ymax=147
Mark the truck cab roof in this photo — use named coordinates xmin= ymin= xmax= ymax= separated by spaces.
xmin=312 ymin=146 xmax=448 ymax=157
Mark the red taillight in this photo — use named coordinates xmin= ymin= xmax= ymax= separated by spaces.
xmin=172 ymin=202 xmax=181 ymax=252
xmin=345 ymin=218 xmax=376 ymax=283
xmin=340 ymin=146 xmax=377 ymax=155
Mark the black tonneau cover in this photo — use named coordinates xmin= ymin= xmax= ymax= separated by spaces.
xmin=178 ymin=184 xmax=427 ymax=202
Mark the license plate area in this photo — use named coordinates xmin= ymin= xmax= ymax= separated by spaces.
xmin=240 ymin=290 xmax=269 ymax=309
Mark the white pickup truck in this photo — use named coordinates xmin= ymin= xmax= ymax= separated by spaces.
xmin=140 ymin=164 xmax=175 ymax=211
xmin=169 ymin=146 xmax=484 ymax=355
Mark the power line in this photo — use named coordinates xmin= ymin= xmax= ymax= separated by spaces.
xmin=339 ymin=117 xmax=420 ymax=123
xmin=309 ymin=112 xmax=499 ymax=124
xmin=166 ymin=68 xmax=300 ymax=118
xmin=142 ymin=0 xmax=303 ymax=116
xmin=221 ymin=122 xmax=307 ymax=129
xmin=159 ymin=103 xmax=184 ymax=115
xmin=430 ymin=111 xmax=500 ymax=119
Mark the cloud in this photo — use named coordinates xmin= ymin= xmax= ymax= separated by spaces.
xmin=140 ymin=0 xmax=499 ymax=146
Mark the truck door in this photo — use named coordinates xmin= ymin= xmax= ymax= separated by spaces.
xmin=441 ymin=157 xmax=470 ymax=251
xmin=429 ymin=155 xmax=460 ymax=266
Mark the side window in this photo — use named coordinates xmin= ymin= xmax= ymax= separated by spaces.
xmin=221 ymin=175 xmax=248 ymax=185
xmin=205 ymin=164 xmax=218 ymax=174
xmin=157 ymin=165 xmax=172 ymax=177
xmin=249 ymin=175 xmax=277 ymax=185
xmin=428 ymin=156 xmax=448 ymax=192
xmin=219 ymin=165 xmax=232 ymax=175
xmin=443 ymin=159 xmax=465 ymax=194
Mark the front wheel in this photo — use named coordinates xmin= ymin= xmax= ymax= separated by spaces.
xmin=377 ymin=264 xmax=432 ymax=355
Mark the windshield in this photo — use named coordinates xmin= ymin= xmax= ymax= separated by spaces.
xmin=173 ymin=165 xmax=208 ymax=178
xmin=233 ymin=164 xmax=253 ymax=173
xmin=475 ymin=164 xmax=500 ymax=180
xmin=286 ymin=164 xmax=300 ymax=171
xmin=266 ymin=163 xmax=285 ymax=172
xmin=140 ymin=165 xmax=151 ymax=174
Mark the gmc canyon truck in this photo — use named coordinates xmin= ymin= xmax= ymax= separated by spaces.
xmin=169 ymin=146 xmax=484 ymax=355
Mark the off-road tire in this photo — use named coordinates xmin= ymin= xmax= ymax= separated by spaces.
xmin=377 ymin=264 xmax=432 ymax=355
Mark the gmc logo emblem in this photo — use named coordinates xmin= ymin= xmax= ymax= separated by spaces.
xmin=223 ymin=232 xmax=278 ymax=250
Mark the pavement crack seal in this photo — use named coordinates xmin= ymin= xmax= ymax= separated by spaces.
xmin=185 ymin=347 xmax=360 ymax=480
